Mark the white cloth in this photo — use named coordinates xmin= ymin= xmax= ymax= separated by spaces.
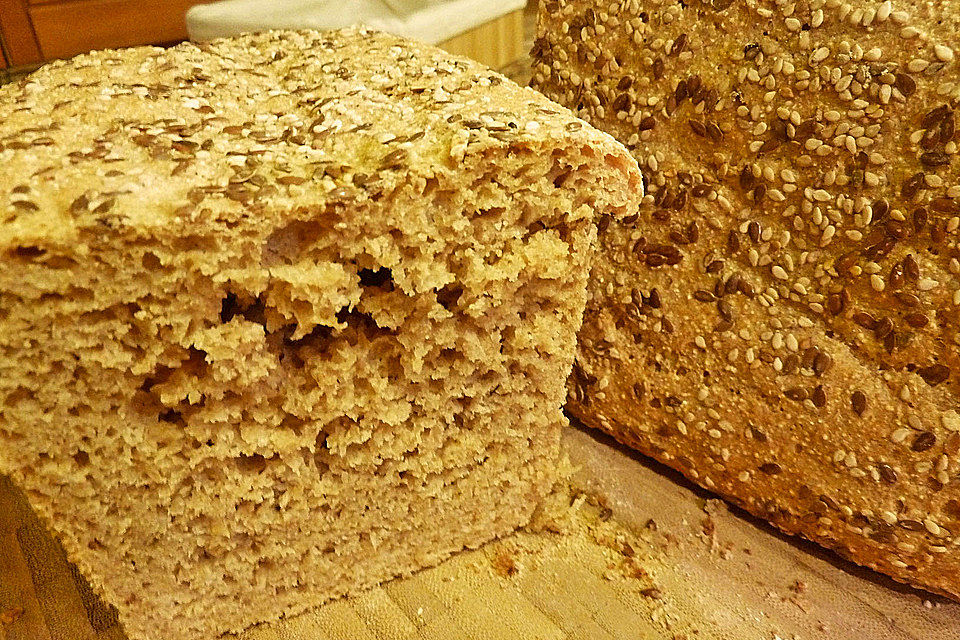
xmin=380 ymin=0 xmax=448 ymax=14
xmin=185 ymin=0 xmax=526 ymax=45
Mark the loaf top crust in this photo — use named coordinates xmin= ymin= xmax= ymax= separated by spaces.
xmin=0 ymin=28 xmax=637 ymax=252
xmin=535 ymin=0 xmax=960 ymax=382
xmin=533 ymin=0 xmax=960 ymax=599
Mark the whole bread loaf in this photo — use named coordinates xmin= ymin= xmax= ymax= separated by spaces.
xmin=533 ymin=0 xmax=960 ymax=598
xmin=0 ymin=28 xmax=641 ymax=640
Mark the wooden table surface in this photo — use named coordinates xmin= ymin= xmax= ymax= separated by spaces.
xmin=2 ymin=423 xmax=959 ymax=640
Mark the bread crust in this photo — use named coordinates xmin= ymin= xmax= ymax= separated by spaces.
xmin=534 ymin=0 xmax=960 ymax=599
xmin=0 ymin=28 xmax=638 ymax=251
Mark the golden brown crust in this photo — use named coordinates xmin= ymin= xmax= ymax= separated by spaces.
xmin=534 ymin=0 xmax=960 ymax=598
xmin=0 ymin=28 xmax=638 ymax=252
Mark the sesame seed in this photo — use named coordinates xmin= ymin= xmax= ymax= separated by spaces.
xmin=772 ymin=332 xmax=785 ymax=350
xmin=785 ymin=334 xmax=799 ymax=352
xmin=942 ymin=413 xmax=960 ymax=432
xmin=936 ymin=45 xmax=955 ymax=63
xmin=891 ymin=428 xmax=911 ymax=443
xmin=877 ymin=1 xmax=892 ymax=21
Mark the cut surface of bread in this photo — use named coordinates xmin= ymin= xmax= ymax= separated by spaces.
xmin=0 ymin=28 xmax=641 ymax=640
xmin=533 ymin=0 xmax=960 ymax=599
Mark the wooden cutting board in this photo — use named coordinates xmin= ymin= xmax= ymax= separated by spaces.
xmin=2 ymin=423 xmax=959 ymax=640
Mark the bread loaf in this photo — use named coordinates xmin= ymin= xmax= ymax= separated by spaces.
xmin=533 ymin=0 xmax=960 ymax=598
xmin=0 ymin=28 xmax=641 ymax=640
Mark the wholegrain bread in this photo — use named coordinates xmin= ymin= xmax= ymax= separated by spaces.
xmin=533 ymin=0 xmax=960 ymax=598
xmin=0 ymin=28 xmax=642 ymax=640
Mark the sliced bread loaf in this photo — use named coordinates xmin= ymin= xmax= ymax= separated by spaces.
xmin=0 ymin=28 xmax=641 ymax=640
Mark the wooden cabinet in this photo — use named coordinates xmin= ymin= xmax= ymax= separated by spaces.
xmin=0 ymin=0 xmax=213 ymax=67
xmin=0 ymin=0 xmax=41 ymax=66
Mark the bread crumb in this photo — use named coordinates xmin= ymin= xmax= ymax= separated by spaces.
xmin=492 ymin=549 xmax=518 ymax=577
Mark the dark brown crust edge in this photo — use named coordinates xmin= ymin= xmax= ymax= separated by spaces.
xmin=571 ymin=404 xmax=959 ymax=601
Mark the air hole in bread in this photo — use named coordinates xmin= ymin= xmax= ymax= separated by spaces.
xmin=436 ymin=284 xmax=463 ymax=311
xmin=263 ymin=219 xmax=333 ymax=267
xmin=236 ymin=454 xmax=268 ymax=475
xmin=3 ymin=387 xmax=29 ymax=408
xmin=159 ymin=409 xmax=183 ymax=424
xmin=358 ymin=267 xmax=393 ymax=289
xmin=142 ymin=252 xmax=162 ymax=271
xmin=172 ymin=235 xmax=217 ymax=253
xmin=11 ymin=246 xmax=45 ymax=260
